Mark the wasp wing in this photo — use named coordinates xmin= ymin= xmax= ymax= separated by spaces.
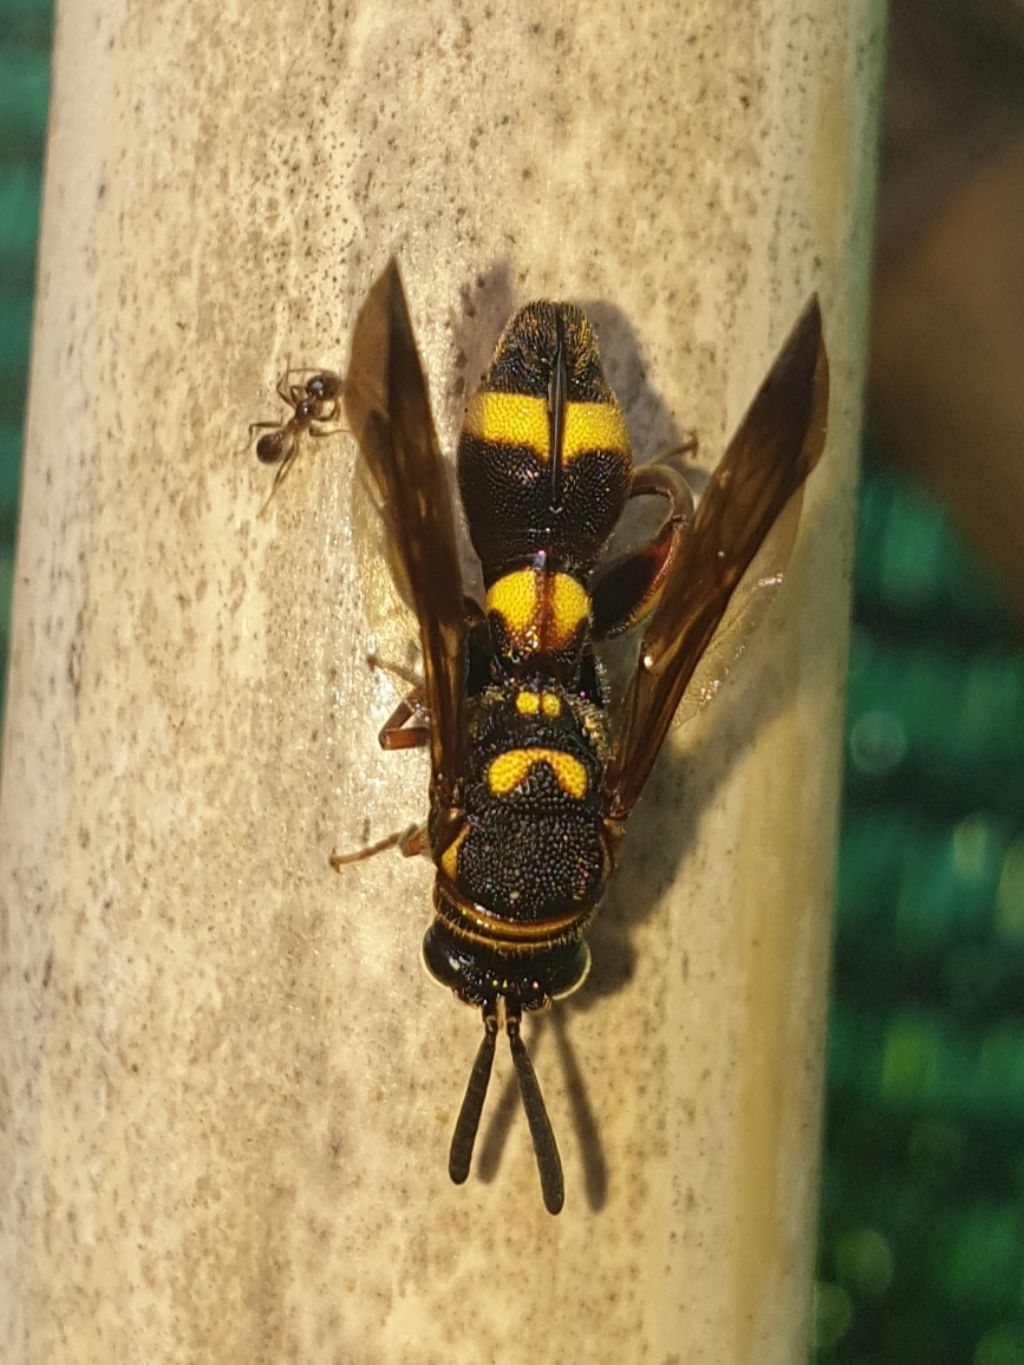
xmin=350 ymin=453 xmax=483 ymax=692
xmin=344 ymin=260 xmax=467 ymax=802
xmin=604 ymin=297 xmax=829 ymax=820
xmin=665 ymin=478 xmax=804 ymax=728
xmin=350 ymin=455 xmax=423 ymax=675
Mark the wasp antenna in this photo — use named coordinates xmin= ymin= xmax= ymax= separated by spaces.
xmin=506 ymin=1005 xmax=564 ymax=1215
xmin=448 ymin=1006 xmax=499 ymax=1186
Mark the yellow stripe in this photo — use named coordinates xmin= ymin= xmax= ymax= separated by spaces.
xmin=464 ymin=392 xmax=548 ymax=456
xmin=541 ymin=692 xmax=562 ymax=717
xmin=486 ymin=569 xmax=540 ymax=645
xmin=487 ymin=747 xmax=588 ymax=800
xmin=563 ymin=401 xmax=630 ymax=462
xmin=548 ymin=574 xmax=589 ymax=649
xmin=464 ymin=393 xmax=630 ymax=464
xmin=486 ymin=569 xmax=589 ymax=654
xmin=516 ymin=689 xmax=562 ymax=718
xmin=440 ymin=824 xmax=468 ymax=880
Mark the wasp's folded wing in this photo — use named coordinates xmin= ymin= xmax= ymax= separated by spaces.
xmin=605 ymin=298 xmax=829 ymax=820
xmin=344 ymin=260 xmax=467 ymax=799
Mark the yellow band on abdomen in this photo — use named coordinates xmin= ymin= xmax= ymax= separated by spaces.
xmin=463 ymin=393 xmax=630 ymax=465
xmin=463 ymin=392 xmax=549 ymax=457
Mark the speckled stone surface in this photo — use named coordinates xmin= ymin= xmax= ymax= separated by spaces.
xmin=0 ymin=2 xmax=882 ymax=1362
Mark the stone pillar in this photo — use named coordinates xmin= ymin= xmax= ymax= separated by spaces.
xmin=0 ymin=2 xmax=882 ymax=1361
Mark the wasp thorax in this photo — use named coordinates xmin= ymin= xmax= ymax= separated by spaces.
xmin=431 ymin=681 xmax=610 ymax=932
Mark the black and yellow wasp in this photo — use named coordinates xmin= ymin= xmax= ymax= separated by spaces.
xmin=256 ymin=261 xmax=828 ymax=1213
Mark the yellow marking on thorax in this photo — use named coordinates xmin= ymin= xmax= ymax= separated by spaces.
xmin=486 ymin=569 xmax=589 ymax=655
xmin=440 ymin=825 xmax=469 ymax=879
xmin=515 ymin=690 xmax=563 ymax=718
xmin=463 ymin=393 xmax=631 ymax=465
xmin=487 ymin=748 xmax=588 ymax=800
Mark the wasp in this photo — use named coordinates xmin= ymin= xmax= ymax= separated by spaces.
xmin=269 ymin=261 xmax=828 ymax=1213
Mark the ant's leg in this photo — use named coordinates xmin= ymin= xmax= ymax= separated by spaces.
xmin=275 ymin=361 xmax=306 ymax=407
xmin=280 ymin=366 xmax=329 ymax=386
xmin=591 ymin=463 xmax=694 ymax=638
xmin=248 ymin=420 xmax=281 ymax=438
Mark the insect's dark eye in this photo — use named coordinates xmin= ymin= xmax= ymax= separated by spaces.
xmin=308 ymin=373 xmax=340 ymax=402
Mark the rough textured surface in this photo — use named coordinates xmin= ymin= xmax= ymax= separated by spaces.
xmin=0 ymin=1 xmax=882 ymax=1362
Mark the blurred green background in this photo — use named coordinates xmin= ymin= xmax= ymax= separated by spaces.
xmin=3 ymin=3 xmax=1023 ymax=1361
xmin=0 ymin=0 xmax=50 ymax=666
xmin=814 ymin=458 xmax=1024 ymax=1365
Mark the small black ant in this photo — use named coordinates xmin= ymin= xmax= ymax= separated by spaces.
xmin=249 ymin=369 xmax=343 ymax=508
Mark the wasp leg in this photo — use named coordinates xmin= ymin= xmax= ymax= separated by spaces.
xmin=367 ymin=650 xmax=424 ymax=692
xmin=665 ymin=431 xmax=699 ymax=460
xmin=591 ymin=463 xmax=694 ymax=638
xmin=329 ymin=821 xmax=428 ymax=871
xmin=377 ymin=692 xmax=430 ymax=751
xmin=367 ymin=655 xmax=432 ymax=749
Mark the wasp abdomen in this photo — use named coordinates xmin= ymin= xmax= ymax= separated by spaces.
xmin=457 ymin=302 xmax=633 ymax=572
xmin=483 ymin=563 xmax=590 ymax=672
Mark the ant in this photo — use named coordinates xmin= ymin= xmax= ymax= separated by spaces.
xmin=249 ymin=369 xmax=343 ymax=508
